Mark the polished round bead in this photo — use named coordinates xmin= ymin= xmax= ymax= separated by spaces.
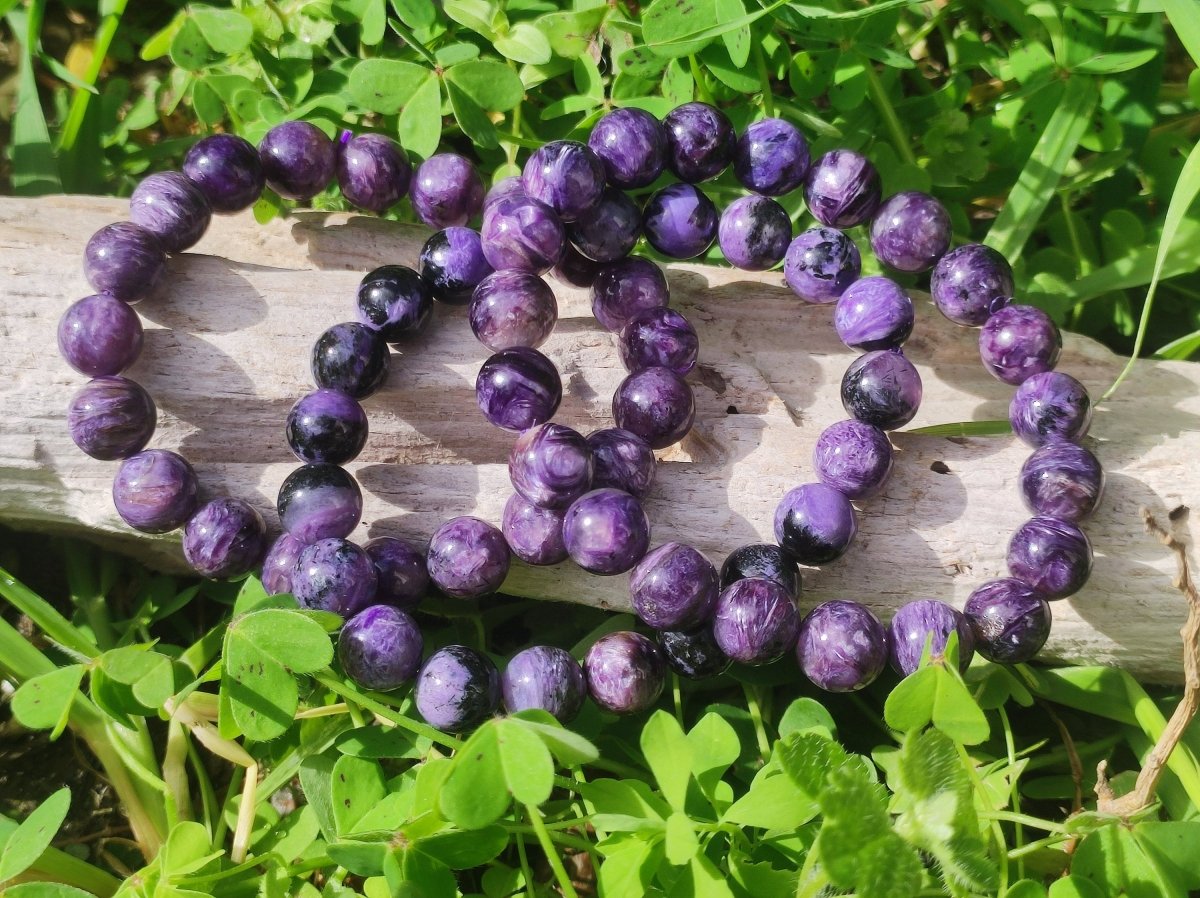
xmin=980 ymin=305 xmax=1062 ymax=385
xmin=612 ymin=366 xmax=695 ymax=450
xmin=657 ymin=627 xmax=731 ymax=679
xmin=1019 ymin=442 xmax=1104 ymax=522
xmin=58 ymin=294 xmax=144 ymax=377
xmin=712 ymin=577 xmax=800 ymax=665
xmin=720 ymin=543 xmax=800 ymax=599
xmin=553 ymin=244 xmax=602 ymax=288
xmin=585 ymin=631 xmax=665 ymax=714
xmin=733 ymin=118 xmax=810 ymax=196
xmin=1009 ymin=372 xmax=1092 ymax=447
xmin=563 ymin=488 xmax=651 ymax=575
xmin=964 ymin=579 xmax=1051 ymax=664
xmin=339 ymin=605 xmax=423 ymax=691
xmin=68 ymin=376 xmax=156 ymax=460
xmin=591 ymin=256 xmax=670 ymax=332
xmin=286 ymin=389 xmax=368 ymax=465
xmin=1007 ymin=516 xmax=1093 ymax=599
xmin=888 ymin=599 xmax=974 ymax=675
xmin=588 ymin=107 xmax=666 ymax=189
xmin=522 ymin=140 xmax=606 ymax=221
xmin=83 ymin=222 xmax=165 ymax=302
xmin=774 ymin=482 xmax=858 ymax=565
xmin=427 ymin=516 xmax=511 ymax=599
xmin=642 ymin=183 xmax=718 ymax=259
xmin=663 ymin=102 xmax=735 ymax=183
xmin=277 ymin=463 xmax=362 ymax=543
xmin=813 ymin=419 xmax=894 ymax=499
xmin=410 ymin=153 xmax=485 ymax=229
xmin=480 ymin=196 xmax=566 ymax=275
xmin=262 ymin=533 xmax=305 ymax=596
xmin=717 ymin=195 xmax=791 ymax=271
xmin=469 ymin=271 xmax=558 ymax=351
xmin=259 ymin=121 xmax=336 ymax=201
xmin=502 ymin=492 xmax=568 ymax=565
xmin=783 ymin=226 xmax=861 ymax=304
xmin=803 ymin=149 xmax=882 ymax=228
xmin=476 ymin=347 xmax=563 ymax=432
xmin=183 ymin=133 xmax=265 ymax=213
xmin=130 ymin=171 xmax=211 ymax=253
xmin=796 ymin=600 xmax=888 ymax=692
xmin=630 ymin=542 xmax=719 ymax=630
xmin=364 ymin=536 xmax=429 ymax=610
xmin=502 ymin=646 xmax=586 ymax=722
xmin=619 ymin=307 xmax=699 ymax=376
xmin=337 ymin=133 xmax=411 ymax=214
xmin=415 ymin=645 xmax=501 ymax=732
xmin=834 ymin=276 xmax=914 ymax=350
xmin=112 ymin=449 xmax=199 ymax=534
xmin=310 ymin=322 xmax=389 ymax=399
xmin=293 ymin=538 xmax=378 ymax=616
xmin=419 ymin=227 xmax=494 ymax=304
xmin=356 ymin=265 xmax=433 ymax=342
xmin=509 ymin=423 xmax=593 ymax=509
xmin=183 ymin=497 xmax=267 ymax=579
xmin=841 ymin=349 xmax=923 ymax=430
xmin=485 ymin=175 xmax=527 ymax=208
xmin=587 ymin=428 xmax=656 ymax=498
xmin=568 ymin=187 xmax=642 ymax=262
xmin=870 ymin=191 xmax=951 ymax=273
xmin=931 ymin=244 xmax=1014 ymax=327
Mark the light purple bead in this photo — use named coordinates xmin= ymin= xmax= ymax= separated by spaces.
xmin=83 ymin=222 xmax=166 ymax=302
xmin=502 ymin=493 xmax=568 ymax=566
xmin=1009 ymin=372 xmax=1092 ymax=447
xmin=292 ymin=538 xmax=378 ymax=616
xmin=337 ymin=132 xmax=411 ymax=214
xmin=58 ymin=294 xmax=144 ymax=377
xmin=712 ymin=577 xmax=800 ymax=665
xmin=796 ymin=600 xmax=888 ymax=692
xmin=803 ymin=149 xmax=882 ymax=228
xmin=588 ymin=107 xmax=666 ymax=189
xmin=663 ymin=102 xmax=735 ymax=183
xmin=587 ymin=428 xmax=656 ymax=498
xmin=410 ymin=153 xmax=484 ymax=228
xmin=841 ymin=349 xmax=923 ymax=430
xmin=1007 ymin=516 xmax=1092 ymax=599
xmin=568 ymin=187 xmax=642 ymax=262
xmin=112 ymin=449 xmax=199 ymax=534
xmin=183 ymin=497 xmax=267 ymax=579
xmin=310 ymin=322 xmax=389 ymax=400
xmin=339 ymin=605 xmax=424 ymax=691
xmin=562 ymin=488 xmax=651 ymax=575
xmin=259 ymin=121 xmax=336 ymax=201
xmin=643 ymin=183 xmax=718 ymax=259
xmin=733 ymin=118 xmax=810 ymax=197
xmin=420 ymin=227 xmax=494 ymax=304
xmin=1019 ymin=442 xmax=1104 ymax=522
xmin=888 ymin=599 xmax=974 ymax=676
xmin=870 ymin=191 xmax=951 ymax=273
xmin=964 ymin=579 xmax=1051 ymax=664
xmin=813 ymin=419 xmax=894 ymax=499
xmin=553 ymin=244 xmax=602 ymax=288
xmin=503 ymin=646 xmax=586 ymax=722
xmin=469 ymin=271 xmax=559 ymax=351
xmin=485 ymin=175 xmax=526 ymax=208
xmin=979 ymin=305 xmax=1062 ymax=385
xmin=773 ymin=482 xmax=858 ymax=565
xmin=930 ymin=243 xmax=1014 ymax=327
xmin=718 ymin=195 xmax=791 ymax=271
xmin=415 ymin=645 xmax=501 ymax=733
xmin=183 ymin=133 xmax=265 ymax=213
xmin=783 ymin=226 xmax=861 ymax=304
xmin=129 ymin=171 xmax=211 ymax=253
xmin=364 ymin=536 xmax=429 ymax=610
xmin=833 ymin=276 xmax=914 ymax=350
xmin=585 ymin=631 xmax=665 ymax=714
xmin=68 ymin=376 xmax=156 ymax=461
xmin=427 ymin=516 xmax=510 ymax=599
xmin=629 ymin=542 xmax=719 ymax=630
xmin=612 ymin=366 xmax=695 ymax=450
xmin=476 ymin=347 xmax=563 ymax=432
xmin=262 ymin=533 xmax=306 ymax=596
xmin=522 ymin=140 xmax=606 ymax=222
xmin=277 ymin=463 xmax=362 ymax=543
xmin=481 ymin=196 xmax=566 ymax=275
xmin=619 ymin=307 xmax=699 ymax=376
xmin=509 ymin=423 xmax=593 ymax=509
xmin=591 ymin=256 xmax=670 ymax=332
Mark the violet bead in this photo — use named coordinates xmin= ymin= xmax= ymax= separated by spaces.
xmin=718 ymin=195 xmax=791 ymax=271
xmin=562 ymin=488 xmax=651 ymax=575
xmin=712 ymin=578 xmax=800 ymax=666
xmin=522 ymin=140 xmax=606 ymax=222
xmin=588 ymin=107 xmax=666 ymax=189
xmin=427 ymin=516 xmax=510 ymax=599
xmin=339 ymin=605 xmax=424 ymax=691
xmin=568 ymin=187 xmax=643 ymax=262
xmin=964 ymin=579 xmax=1051 ymax=664
xmin=796 ymin=600 xmax=888 ymax=692
xmin=587 ymin=428 xmax=656 ymax=498
xmin=485 ymin=175 xmax=527 ymax=208
xmin=584 ymin=631 xmax=665 ymax=714
xmin=773 ymin=482 xmax=858 ymax=565
xmin=1019 ymin=442 xmax=1104 ymax=522
xmin=410 ymin=153 xmax=484 ymax=229
xmin=553 ymin=244 xmax=602 ymax=288
xmin=58 ymin=294 xmax=144 ymax=377
xmin=183 ymin=134 xmax=265 ymax=213
xmin=502 ymin=646 xmax=587 ymax=722
xmin=509 ymin=423 xmax=593 ymax=509
xmin=415 ymin=645 xmax=501 ymax=732
xmin=642 ymin=183 xmax=718 ymax=259
xmin=337 ymin=133 xmax=411 ymax=214
xmin=420 ymin=227 xmax=494 ymax=304
xmin=930 ymin=243 xmax=1014 ymax=327
xmin=277 ymin=463 xmax=362 ymax=543
xmin=476 ymin=347 xmax=563 ymax=432
xmin=870 ymin=191 xmax=951 ymax=273
xmin=311 ymin=322 xmax=389 ymax=400
xmin=262 ymin=533 xmax=305 ymax=596
xmin=469 ymin=271 xmax=558 ymax=351
xmin=841 ymin=349 xmax=923 ymax=430
xmin=803 ymin=149 xmax=882 ymax=229
xmin=68 ymin=376 xmax=156 ymax=461
xmin=129 ymin=171 xmax=211 ymax=253
xmin=286 ymin=389 xmax=368 ymax=465
xmin=813 ymin=419 xmax=894 ymax=499
xmin=657 ymin=627 xmax=731 ymax=679
xmin=292 ymin=538 xmax=378 ymax=616
xmin=364 ymin=536 xmax=429 ymax=610
xmin=356 ymin=265 xmax=433 ymax=341
xmin=591 ymin=256 xmax=670 ymax=332
xmin=83 ymin=222 xmax=166 ymax=302
xmin=720 ymin=544 xmax=800 ymax=599
xmin=783 ymin=226 xmax=861 ymax=304
xmin=1007 ymin=516 xmax=1093 ymax=600
xmin=612 ymin=366 xmax=695 ymax=450
xmin=663 ymin=102 xmax=735 ymax=183
xmin=619 ymin=307 xmax=699 ymax=376
xmin=502 ymin=493 xmax=568 ymax=566
xmin=733 ymin=118 xmax=810 ymax=197
xmin=979 ymin=305 xmax=1062 ymax=385
xmin=481 ymin=196 xmax=566 ymax=275
xmin=629 ymin=542 xmax=719 ymax=630
xmin=112 ymin=449 xmax=199 ymax=534
xmin=259 ymin=121 xmax=336 ymax=201
xmin=183 ymin=497 xmax=267 ymax=579
xmin=888 ymin=599 xmax=974 ymax=676
xmin=1009 ymin=372 xmax=1092 ymax=447
xmin=834 ymin=277 xmax=914 ymax=351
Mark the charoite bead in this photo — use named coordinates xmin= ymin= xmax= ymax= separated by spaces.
xmin=485 ymin=175 xmax=526 ymax=208
xmin=426 ymin=516 xmax=510 ymax=599
xmin=469 ymin=271 xmax=558 ymax=351
xmin=591 ymin=256 xmax=670 ymax=333
xmin=410 ymin=153 xmax=484 ymax=229
xmin=629 ymin=542 xmax=719 ymax=631
xmin=183 ymin=133 xmax=265 ymax=213
xmin=311 ymin=322 xmax=389 ymax=400
xmin=712 ymin=577 xmax=800 ymax=665
xmin=277 ymin=463 xmax=363 ymax=543
xmin=587 ymin=428 xmax=656 ymax=498
xmin=643 ymin=183 xmax=718 ymax=259
xmin=364 ymin=536 xmax=429 ymax=610
xmin=841 ymin=349 xmax=923 ymax=430
xmin=293 ymin=538 xmax=378 ymax=616
xmin=870 ymin=191 xmax=951 ymax=273
xmin=733 ymin=117 xmax=810 ymax=197
xmin=481 ymin=195 xmax=566 ymax=275
xmin=356 ymin=265 xmax=433 ymax=341
xmin=964 ymin=579 xmax=1051 ymax=664
xmin=783 ymin=227 xmax=861 ymax=304
xmin=509 ymin=423 xmax=594 ymax=509
xmin=980 ymin=305 xmax=1062 ymax=386
xmin=419 ymin=227 xmax=494 ymax=304
xmin=337 ymin=133 xmax=411 ymax=214
xmin=588 ymin=107 xmax=666 ymax=189
xmin=262 ymin=533 xmax=305 ymax=596
xmin=339 ymin=605 xmax=423 ymax=691
xmin=286 ymin=389 xmax=368 ymax=465
xmin=502 ymin=646 xmax=586 ymax=722
xmin=112 ymin=449 xmax=199 ymax=534
xmin=58 ymin=294 xmax=144 ymax=377
xmin=931 ymin=243 xmax=1014 ymax=327
xmin=663 ymin=102 xmax=735 ymax=183
xmin=657 ymin=627 xmax=731 ymax=679
xmin=259 ymin=120 xmax=336 ymax=201
xmin=718 ymin=195 xmax=791 ymax=271
xmin=888 ymin=599 xmax=974 ymax=676
xmin=522 ymin=140 xmax=606 ymax=222
xmin=476 ymin=347 xmax=563 ymax=432
xmin=130 ymin=171 xmax=211 ymax=253
xmin=619 ymin=307 xmax=699 ymax=376
xmin=834 ymin=276 xmax=914 ymax=351
xmin=612 ymin=366 xmax=695 ymax=450
xmin=1009 ymin=371 xmax=1092 ymax=447
xmin=1007 ymin=516 xmax=1092 ymax=600
xmin=773 ymin=482 xmax=858 ymax=565
xmin=182 ymin=497 xmax=267 ymax=579
xmin=1019 ymin=442 xmax=1103 ymax=522
xmin=562 ymin=488 xmax=651 ymax=575
xmin=415 ymin=645 xmax=501 ymax=732
xmin=502 ymin=493 xmax=568 ymax=566
xmin=720 ymin=543 xmax=800 ymax=599
xmin=83 ymin=222 xmax=165 ymax=302
xmin=68 ymin=376 xmax=156 ymax=461
xmin=568 ymin=187 xmax=642 ymax=262
xmin=584 ymin=631 xmax=665 ymax=714
xmin=803 ymin=149 xmax=882 ymax=228
xmin=812 ymin=419 xmax=894 ymax=499
xmin=796 ymin=600 xmax=888 ymax=692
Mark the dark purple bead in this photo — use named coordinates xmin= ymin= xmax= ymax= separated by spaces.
xmin=68 ymin=376 xmax=156 ymax=460
xmin=310 ymin=322 xmax=389 ymax=400
xmin=522 ymin=140 xmax=606 ymax=222
xmin=587 ymin=428 xmax=656 ymax=498
xmin=83 ymin=222 xmax=166 ymax=302
xmin=415 ymin=645 xmax=501 ymax=732
xmin=183 ymin=497 xmax=267 ymax=579
xmin=888 ymin=599 xmax=974 ymax=676
xmin=502 ymin=493 xmax=568 ymax=566
xmin=720 ymin=544 xmax=800 ymax=599
xmin=262 ymin=533 xmax=305 ymax=596
xmin=1009 ymin=372 xmax=1092 ymax=447
xmin=356 ymin=265 xmax=433 ymax=342
xmin=773 ymin=483 xmax=858 ymax=565
xmin=796 ymin=600 xmax=888 ymax=692
xmin=562 ymin=488 xmax=651 ymax=575
xmin=591 ymin=256 xmax=670 ymax=332
xmin=733 ymin=118 xmax=810 ymax=197
xmin=58 ymin=294 xmax=144 ymax=377
xmin=476 ymin=347 xmax=563 ymax=432
xmin=129 ymin=171 xmax=211 ymax=253
xmin=657 ymin=627 xmax=731 ymax=679
xmin=718 ymin=195 xmax=791 ymax=271
xmin=485 ymin=175 xmax=527 ymax=208
xmin=663 ymin=102 xmax=735 ymax=183
xmin=568 ymin=187 xmax=642 ymax=262
xmin=410 ymin=153 xmax=484 ymax=229
xmin=930 ymin=244 xmax=1014 ymax=327
xmin=783 ymin=226 xmax=861 ymax=304
xmin=841 ymin=349 xmax=923 ymax=430
xmin=813 ymin=419 xmax=894 ymax=499
xmin=630 ymin=542 xmax=718 ymax=630
xmin=112 ymin=449 xmax=199 ymax=534
xmin=469 ymin=271 xmax=558 ymax=351
xmin=1019 ymin=442 xmax=1104 ymax=522
xmin=553 ymin=244 xmax=602 ymax=288
xmin=259 ymin=121 xmax=336 ymax=201
xmin=619 ymin=307 xmax=699 ymax=376
xmin=612 ymin=366 xmax=695 ymax=450
xmin=277 ymin=463 xmax=362 ymax=543
xmin=427 ymin=516 xmax=510 ymax=599
xmin=183 ymin=133 xmax=265 ymax=213
xmin=584 ymin=631 xmax=665 ymax=714
xmin=364 ymin=536 xmax=429 ymax=610
xmin=293 ymin=538 xmax=378 ymax=616
xmin=419 ymin=227 xmax=494 ymax=304
xmin=502 ymin=646 xmax=586 ymax=722
xmin=834 ymin=277 xmax=914 ymax=350
xmin=979 ymin=305 xmax=1062 ymax=385
xmin=588 ymin=107 xmax=666 ymax=189
xmin=642 ymin=183 xmax=718 ymax=259
xmin=337 ymin=133 xmax=411 ymax=214
xmin=964 ymin=579 xmax=1051 ymax=664
xmin=509 ymin=423 xmax=593 ymax=509
xmin=712 ymin=578 xmax=800 ymax=665
xmin=481 ymin=196 xmax=566 ymax=275
xmin=339 ymin=605 xmax=423 ymax=691
xmin=870 ymin=191 xmax=951 ymax=273
xmin=803 ymin=149 xmax=882 ymax=228
xmin=1007 ymin=515 xmax=1092 ymax=599
xmin=286 ymin=389 xmax=368 ymax=465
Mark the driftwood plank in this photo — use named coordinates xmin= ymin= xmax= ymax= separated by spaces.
xmin=1 ymin=195 xmax=1195 ymax=682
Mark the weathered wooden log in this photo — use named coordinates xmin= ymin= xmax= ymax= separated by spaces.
xmin=1 ymin=195 xmax=1195 ymax=682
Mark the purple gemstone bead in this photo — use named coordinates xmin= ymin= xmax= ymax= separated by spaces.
xmin=773 ymin=482 xmax=858 ymax=565
xmin=584 ymin=631 xmax=665 ymax=714
xmin=930 ymin=244 xmax=1014 ymax=327
xmin=619 ymin=307 xmax=699 ymax=376
xmin=509 ymin=423 xmax=593 ymax=509
xmin=476 ymin=347 xmax=563 ymax=432
xmin=803 ymin=149 xmax=882 ymax=228
xmin=813 ymin=419 xmax=894 ymax=499
xmin=568 ymin=187 xmax=642 ymax=262
xmin=427 ymin=516 xmax=510 ymax=599
xmin=415 ymin=645 xmax=501 ymax=732
xmin=612 ymin=366 xmax=695 ymax=450
xmin=796 ymin=600 xmax=888 ymax=692
xmin=553 ymin=244 xmax=602 ymax=288
xmin=112 ymin=449 xmax=199 ymax=534
xmin=562 ymin=488 xmax=651 ymax=575
xmin=356 ymin=265 xmax=433 ymax=341
xmin=129 ymin=171 xmax=211 ymax=253
xmin=833 ymin=277 xmax=914 ymax=350
xmin=310 ymin=322 xmax=389 ymax=400
xmin=1007 ymin=516 xmax=1093 ymax=599
xmin=339 ymin=605 xmax=424 ymax=691
xmin=83 ymin=222 xmax=165 ymax=302
xmin=410 ymin=153 xmax=484 ymax=229
xmin=364 ymin=536 xmax=429 ymax=610
xmin=68 ymin=376 xmax=156 ymax=461
xmin=663 ymin=102 xmax=735 ymax=183
xmin=720 ymin=544 xmax=800 ymax=599
xmin=888 ymin=599 xmax=974 ymax=676
xmin=292 ymin=538 xmax=378 ymax=616
xmin=630 ymin=542 xmax=719 ymax=630
xmin=262 ymin=533 xmax=305 ymax=596
xmin=502 ymin=646 xmax=587 ymax=722
xmin=183 ymin=497 xmax=267 ymax=579
xmin=964 ymin=579 xmax=1051 ymax=664
xmin=642 ymin=183 xmax=718 ymax=259
xmin=1019 ymin=442 xmax=1104 ymax=522
xmin=481 ymin=196 xmax=567 ymax=275
xmin=733 ymin=118 xmax=810 ymax=197
xmin=979 ymin=305 xmax=1062 ymax=385
xmin=870 ymin=191 xmax=952 ymax=273
xmin=286 ymin=389 xmax=368 ymax=465
xmin=420 ymin=227 xmax=494 ymax=304
xmin=587 ymin=428 xmax=656 ymax=498
xmin=1009 ymin=372 xmax=1092 ymax=447
xmin=657 ymin=627 xmax=731 ymax=679
xmin=277 ymin=463 xmax=362 ymax=543
xmin=485 ymin=175 xmax=527 ymax=208
xmin=591 ymin=256 xmax=670 ymax=332
xmin=712 ymin=577 xmax=800 ymax=665
xmin=502 ymin=493 xmax=569 ymax=566
xmin=337 ymin=133 xmax=411 ymax=214
xmin=841 ymin=349 xmax=923 ymax=430
xmin=259 ymin=121 xmax=336 ymax=201
xmin=588 ymin=107 xmax=666 ymax=189
xmin=58 ymin=294 xmax=144 ymax=377
xmin=522 ymin=140 xmax=606 ymax=222
xmin=469 ymin=271 xmax=559 ymax=351
xmin=183 ymin=134 xmax=265 ymax=213
xmin=783 ymin=226 xmax=861 ymax=304
xmin=718 ymin=195 xmax=791 ymax=271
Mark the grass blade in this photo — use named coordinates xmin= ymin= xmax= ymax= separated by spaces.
xmin=7 ymin=8 xmax=62 ymax=195
xmin=1155 ymin=328 xmax=1200 ymax=361
xmin=905 ymin=420 xmax=1013 ymax=437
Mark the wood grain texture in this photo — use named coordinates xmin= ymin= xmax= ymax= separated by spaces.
xmin=1 ymin=195 xmax=1195 ymax=682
